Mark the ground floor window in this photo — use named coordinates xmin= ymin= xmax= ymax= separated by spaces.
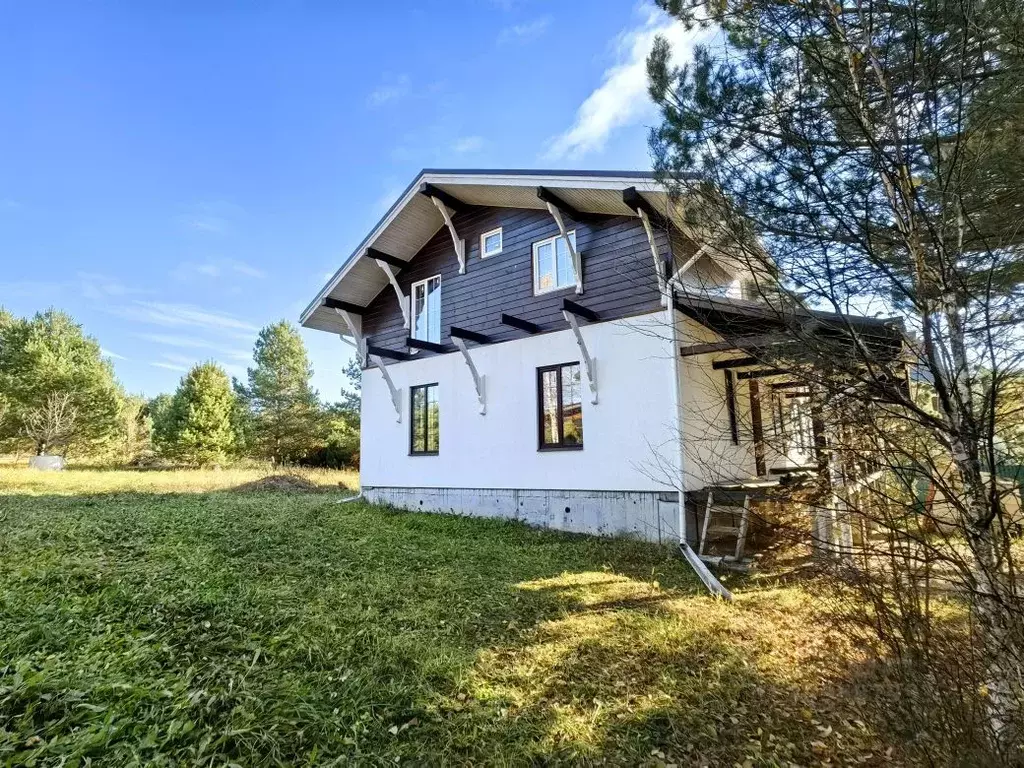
xmin=538 ymin=362 xmax=583 ymax=449
xmin=410 ymin=383 xmax=439 ymax=454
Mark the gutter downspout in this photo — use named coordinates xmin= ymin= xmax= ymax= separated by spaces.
xmin=668 ymin=301 xmax=734 ymax=601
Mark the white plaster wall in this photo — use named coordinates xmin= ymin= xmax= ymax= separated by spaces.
xmin=360 ymin=311 xmax=680 ymax=492
xmin=677 ymin=313 xmax=758 ymax=488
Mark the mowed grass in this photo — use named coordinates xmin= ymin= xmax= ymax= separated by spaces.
xmin=0 ymin=468 xmax=902 ymax=766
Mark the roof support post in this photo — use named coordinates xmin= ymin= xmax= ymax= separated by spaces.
xmin=635 ymin=208 xmax=668 ymax=305
xmin=451 ymin=336 xmax=486 ymax=415
xmin=562 ymin=309 xmax=597 ymax=404
xmin=374 ymin=259 xmax=409 ymax=329
xmin=370 ymin=354 xmax=402 ymax=422
xmin=333 ymin=307 xmax=367 ymax=367
xmin=429 ymin=196 xmax=467 ymax=274
xmin=545 ymin=202 xmax=583 ymax=295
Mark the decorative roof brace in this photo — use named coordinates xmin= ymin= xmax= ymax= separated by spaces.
xmin=373 ymin=258 xmax=410 ymax=329
xmin=369 ymin=354 xmax=402 ymax=422
xmin=451 ymin=337 xmax=486 ymax=415
xmin=545 ymin=202 xmax=584 ymax=295
xmin=636 ymin=208 xmax=668 ymax=305
xmin=333 ymin=307 xmax=367 ymax=367
xmin=429 ymin=196 xmax=466 ymax=274
xmin=561 ymin=300 xmax=598 ymax=404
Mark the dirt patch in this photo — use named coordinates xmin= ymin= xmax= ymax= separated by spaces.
xmin=233 ymin=474 xmax=332 ymax=494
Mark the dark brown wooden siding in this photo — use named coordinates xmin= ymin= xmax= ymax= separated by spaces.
xmin=361 ymin=205 xmax=676 ymax=358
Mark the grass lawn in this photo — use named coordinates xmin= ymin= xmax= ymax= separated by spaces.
xmin=0 ymin=467 xmax=904 ymax=766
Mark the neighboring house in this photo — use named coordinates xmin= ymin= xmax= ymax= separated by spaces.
xmin=299 ymin=169 xmax=896 ymax=549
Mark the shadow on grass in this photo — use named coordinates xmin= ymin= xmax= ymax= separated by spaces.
xmin=0 ymin=490 xmax=910 ymax=765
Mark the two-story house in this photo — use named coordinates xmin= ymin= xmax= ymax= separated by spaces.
xmin=299 ymin=169 xmax=900 ymax=552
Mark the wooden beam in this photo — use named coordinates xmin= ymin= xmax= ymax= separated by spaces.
xmin=536 ymin=186 xmax=600 ymax=223
xmin=622 ymin=186 xmax=667 ymax=227
xmin=323 ymin=297 xmax=365 ymax=314
xmin=366 ymin=344 xmax=412 ymax=362
xmin=679 ymin=333 xmax=791 ymax=357
xmin=712 ymin=356 xmax=759 ymax=370
xmin=365 ymin=247 xmax=408 ymax=270
xmin=725 ymin=370 xmax=739 ymax=445
xmin=737 ymin=368 xmax=791 ymax=380
xmin=501 ymin=313 xmax=541 ymax=334
xmin=420 ymin=182 xmax=469 ymax=213
xmin=562 ymin=298 xmax=599 ymax=322
xmin=749 ymin=379 xmax=766 ymax=476
xmin=406 ymin=337 xmax=449 ymax=354
xmin=449 ymin=326 xmax=491 ymax=345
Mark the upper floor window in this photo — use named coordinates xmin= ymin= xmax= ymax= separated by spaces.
xmin=538 ymin=362 xmax=583 ymax=450
xmin=480 ymin=227 xmax=503 ymax=258
xmin=411 ymin=275 xmax=441 ymax=343
xmin=410 ymin=383 xmax=439 ymax=455
xmin=533 ymin=231 xmax=576 ymax=295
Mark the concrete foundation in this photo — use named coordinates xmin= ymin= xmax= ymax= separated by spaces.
xmin=363 ymin=486 xmax=683 ymax=544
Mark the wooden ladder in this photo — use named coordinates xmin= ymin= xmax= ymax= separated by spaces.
xmin=698 ymin=490 xmax=751 ymax=562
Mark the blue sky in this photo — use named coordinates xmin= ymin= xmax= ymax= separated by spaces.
xmin=0 ymin=1 xmax=703 ymax=400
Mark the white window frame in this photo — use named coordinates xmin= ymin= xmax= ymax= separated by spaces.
xmin=410 ymin=274 xmax=442 ymax=344
xmin=532 ymin=230 xmax=577 ymax=296
xmin=480 ymin=227 xmax=503 ymax=258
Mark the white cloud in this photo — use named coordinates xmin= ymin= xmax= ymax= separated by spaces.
xmin=544 ymin=5 xmax=707 ymax=160
xmin=111 ymin=301 xmax=260 ymax=336
xmin=171 ymin=258 xmax=266 ymax=281
xmin=100 ymin=347 xmax=127 ymax=361
xmin=150 ymin=361 xmax=189 ymax=373
xmin=497 ymin=16 xmax=551 ymax=45
xmin=368 ymin=74 xmax=411 ymax=107
xmin=134 ymin=332 xmax=252 ymax=361
xmin=78 ymin=272 xmax=134 ymax=301
xmin=177 ymin=201 xmax=244 ymax=234
xmin=451 ymin=135 xmax=485 ymax=154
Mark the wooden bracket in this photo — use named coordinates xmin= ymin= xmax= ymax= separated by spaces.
xmin=545 ymin=202 xmax=583 ymax=294
xmin=451 ymin=336 xmax=486 ymax=415
xmin=374 ymin=259 xmax=409 ymax=329
xmin=635 ymin=208 xmax=668 ymax=304
xmin=429 ymin=196 xmax=466 ymax=274
xmin=333 ymin=307 xmax=367 ymax=367
xmin=370 ymin=354 xmax=402 ymax=422
xmin=562 ymin=309 xmax=597 ymax=404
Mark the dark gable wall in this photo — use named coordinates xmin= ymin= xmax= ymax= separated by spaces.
xmin=361 ymin=205 xmax=676 ymax=355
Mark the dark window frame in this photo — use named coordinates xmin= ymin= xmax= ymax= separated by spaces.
xmin=409 ymin=383 xmax=439 ymax=456
xmin=536 ymin=361 xmax=584 ymax=451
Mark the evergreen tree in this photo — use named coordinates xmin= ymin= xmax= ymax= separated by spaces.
xmin=0 ymin=308 xmax=122 ymax=455
xmin=237 ymin=321 xmax=323 ymax=464
xmin=648 ymin=0 xmax=1023 ymax=755
xmin=166 ymin=362 xmax=235 ymax=466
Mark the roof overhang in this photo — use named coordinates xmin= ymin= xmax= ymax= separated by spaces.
xmin=675 ymin=291 xmax=905 ymax=362
xmin=301 ymin=168 xmax=702 ymax=334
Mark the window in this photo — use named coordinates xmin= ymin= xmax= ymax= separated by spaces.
xmin=480 ymin=227 xmax=502 ymax=258
xmin=410 ymin=383 xmax=439 ymax=455
xmin=411 ymin=275 xmax=441 ymax=343
xmin=532 ymin=231 xmax=577 ymax=295
xmin=538 ymin=362 xmax=583 ymax=450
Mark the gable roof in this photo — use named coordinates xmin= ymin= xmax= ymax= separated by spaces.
xmin=300 ymin=168 xmax=696 ymax=334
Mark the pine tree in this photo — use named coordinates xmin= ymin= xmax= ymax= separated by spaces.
xmin=237 ymin=321 xmax=323 ymax=464
xmin=0 ymin=308 xmax=123 ymax=455
xmin=648 ymin=0 xmax=1024 ymax=755
xmin=166 ymin=362 xmax=235 ymax=466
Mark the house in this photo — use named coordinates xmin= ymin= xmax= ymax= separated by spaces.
xmin=299 ymin=169 xmax=901 ymax=557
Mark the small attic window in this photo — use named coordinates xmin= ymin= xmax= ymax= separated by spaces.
xmin=480 ymin=227 xmax=502 ymax=258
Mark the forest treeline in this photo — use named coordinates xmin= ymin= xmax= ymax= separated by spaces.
xmin=0 ymin=307 xmax=359 ymax=467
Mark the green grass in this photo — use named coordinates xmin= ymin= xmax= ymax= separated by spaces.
xmin=0 ymin=468 xmax=903 ymax=766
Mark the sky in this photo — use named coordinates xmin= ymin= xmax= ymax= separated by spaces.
xmin=0 ymin=0 xmax=705 ymax=400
